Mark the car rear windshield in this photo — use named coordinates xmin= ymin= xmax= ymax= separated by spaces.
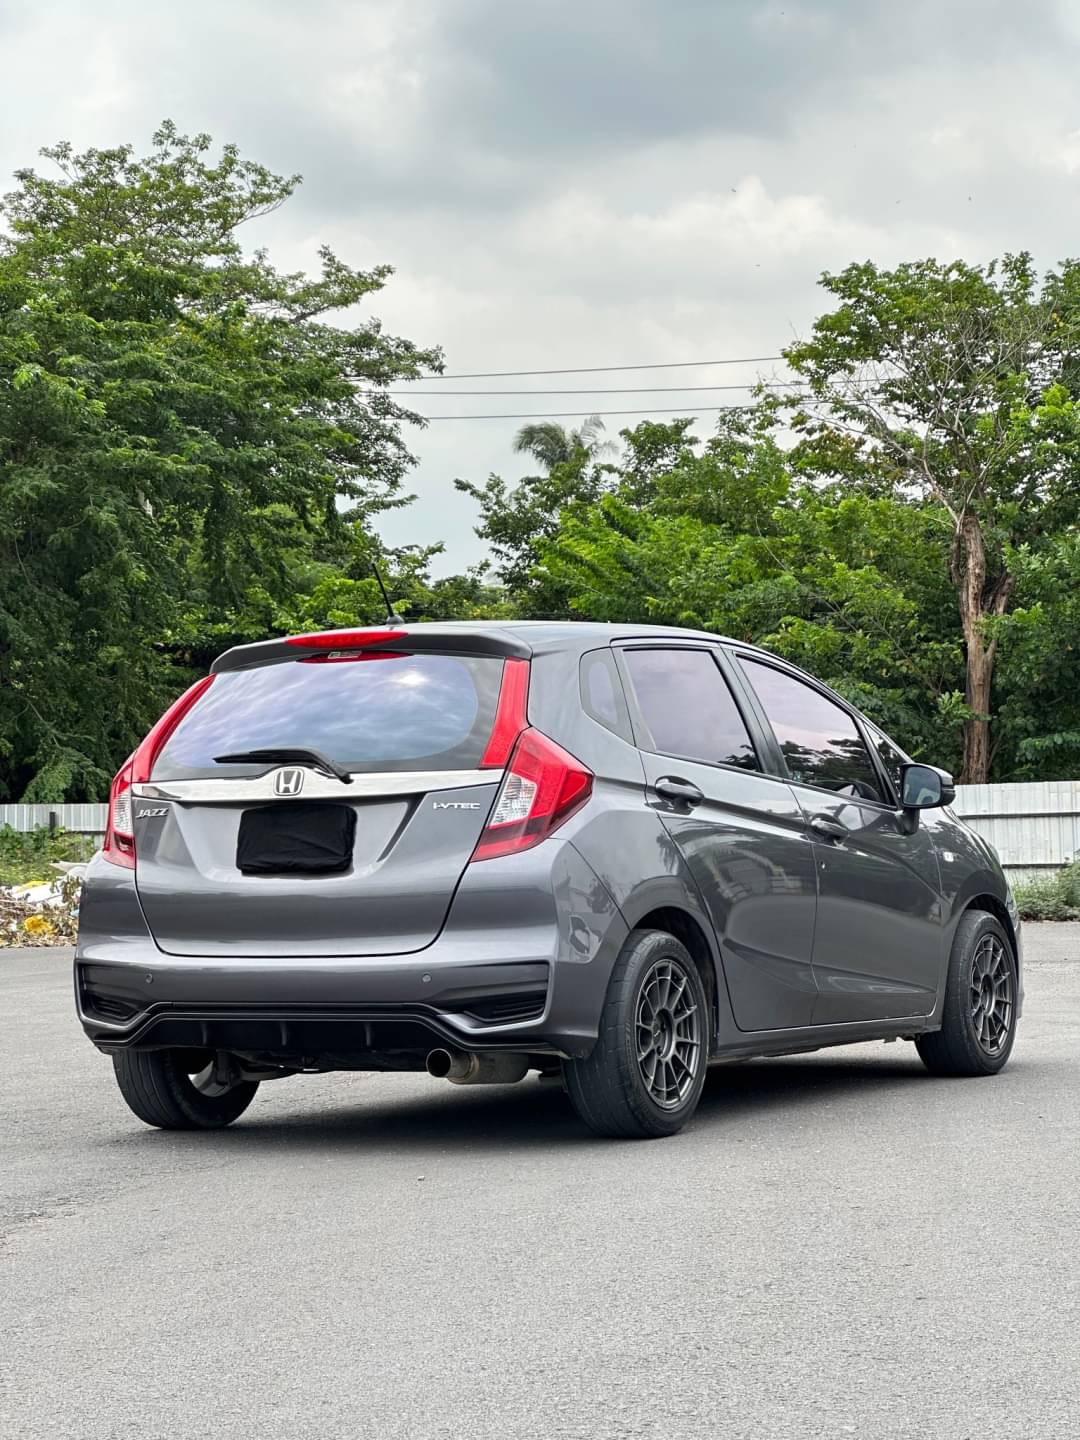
xmin=152 ymin=653 xmax=507 ymax=779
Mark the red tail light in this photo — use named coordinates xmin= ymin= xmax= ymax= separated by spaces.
xmin=102 ymin=676 xmax=215 ymax=869
xmin=481 ymin=658 xmax=530 ymax=768
xmin=472 ymin=728 xmax=593 ymax=862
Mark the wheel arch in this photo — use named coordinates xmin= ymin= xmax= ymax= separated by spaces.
xmin=963 ymin=892 xmax=1019 ymax=963
xmin=937 ymin=887 xmax=1023 ymax=1024
xmin=633 ymin=905 xmax=721 ymax=1047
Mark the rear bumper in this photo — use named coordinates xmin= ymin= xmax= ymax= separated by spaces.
xmin=77 ymin=956 xmax=572 ymax=1055
xmin=74 ymin=841 xmax=629 ymax=1060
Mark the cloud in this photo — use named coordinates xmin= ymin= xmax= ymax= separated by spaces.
xmin=3 ymin=0 xmax=1080 ymax=572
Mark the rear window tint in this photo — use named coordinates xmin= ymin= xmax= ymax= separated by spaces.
xmin=153 ymin=653 xmax=506 ymax=778
xmin=622 ymin=647 xmax=759 ymax=771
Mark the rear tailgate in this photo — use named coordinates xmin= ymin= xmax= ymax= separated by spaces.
xmin=132 ymin=648 xmax=514 ymax=957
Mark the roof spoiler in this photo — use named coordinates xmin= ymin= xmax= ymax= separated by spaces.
xmin=211 ymin=626 xmax=533 ymax=673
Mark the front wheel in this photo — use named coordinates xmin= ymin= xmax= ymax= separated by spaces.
xmin=563 ymin=929 xmax=709 ymax=1139
xmin=915 ymin=911 xmax=1018 ymax=1077
xmin=112 ymin=1049 xmax=260 ymax=1130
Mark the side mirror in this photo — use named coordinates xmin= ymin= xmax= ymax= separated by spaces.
xmin=900 ymin=763 xmax=956 ymax=811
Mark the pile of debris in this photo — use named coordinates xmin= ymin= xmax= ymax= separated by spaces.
xmin=0 ymin=864 xmax=85 ymax=947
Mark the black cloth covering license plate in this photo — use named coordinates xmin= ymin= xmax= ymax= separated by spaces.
xmin=236 ymin=803 xmax=357 ymax=875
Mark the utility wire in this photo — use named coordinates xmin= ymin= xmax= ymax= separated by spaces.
xmin=417 ymin=404 xmax=766 ymax=421
xmin=393 ymin=381 xmax=807 ymax=396
xmin=402 ymin=356 xmax=783 ymax=380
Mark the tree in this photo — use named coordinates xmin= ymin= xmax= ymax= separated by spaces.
xmin=785 ymin=254 xmax=1080 ymax=782
xmin=0 ymin=123 xmax=440 ymax=799
xmin=454 ymin=416 xmax=613 ymax=605
xmin=989 ymin=531 xmax=1080 ymax=777
xmin=512 ymin=415 xmax=611 ymax=471
xmin=536 ymin=417 xmax=964 ymax=766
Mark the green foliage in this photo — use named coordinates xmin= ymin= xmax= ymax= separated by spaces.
xmin=1012 ymin=859 xmax=1080 ymax=921
xmin=783 ymin=254 xmax=1080 ymax=780
xmin=0 ymin=825 xmax=97 ymax=886
xmin=526 ymin=416 xmax=965 ymax=768
xmin=8 ymin=126 xmax=1080 ymax=802
xmin=447 ymin=257 xmax=1080 ymax=782
xmin=0 ymin=124 xmax=441 ymax=800
xmin=454 ymin=416 xmax=616 ymax=609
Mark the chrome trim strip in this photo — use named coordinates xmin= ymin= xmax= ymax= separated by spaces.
xmin=133 ymin=768 xmax=500 ymax=803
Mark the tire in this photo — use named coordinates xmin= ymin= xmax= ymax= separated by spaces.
xmin=112 ymin=1049 xmax=259 ymax=1130
xmin=563 ymin=929 xmax=710 ymax=1139
xmin=915 ymin=910 xmax=1018 ymax=1077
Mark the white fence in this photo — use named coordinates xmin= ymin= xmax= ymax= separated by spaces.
xmin=0 ymin=804 xmax=109 ymax=836
xmin=3 ymin=783 xmax=1079 ymax=882
xmin=951 ymin=782 xmax=1080 ymax=883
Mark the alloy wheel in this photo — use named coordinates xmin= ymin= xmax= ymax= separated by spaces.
xmin=634 ymin=957 xmax=702 ymax=1109
xmin=969 ymin=934 xmax=1014 ymax=1057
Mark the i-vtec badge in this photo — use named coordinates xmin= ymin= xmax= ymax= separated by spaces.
xmin=433 ymin=801 xmax=481 ymax=810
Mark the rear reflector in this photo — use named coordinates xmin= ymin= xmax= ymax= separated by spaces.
xmin=472 ymin=728 xmax=593 ymax=862
xmin=102 ymin=755 xmax=136 ymax=869
xmin=480 ymin=658 xmax=530 ymax=768
xmin=284 ymin=628 xmax=408 ymax=650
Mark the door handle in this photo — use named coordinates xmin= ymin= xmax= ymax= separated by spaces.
xmin=654 ymin=776 xmax=704 ymax=808
xmin=809 ymin=814 xmax=848 ymax=843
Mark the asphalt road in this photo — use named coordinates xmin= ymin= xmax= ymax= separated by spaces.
xmin=2 ymin=928 xmax=1079 ymax=1440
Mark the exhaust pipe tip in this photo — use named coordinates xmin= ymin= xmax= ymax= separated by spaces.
xmin=425 ymin=1048 xmax=530 ymax=1086
xmin=425 ymin=1047 xmax=457 ymax=1079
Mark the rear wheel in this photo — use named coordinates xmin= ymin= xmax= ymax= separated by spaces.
xmin=915 ymin=911 xmax=1018 ymax=1077
xmin=563 ymin=929 xmax=709 ymax=1139
xmin=112 ymin=1049 xmax=259 ymax=1130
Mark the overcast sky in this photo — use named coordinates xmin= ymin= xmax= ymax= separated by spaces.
xmin=4 ymin=0 xmax=1080 ymax=573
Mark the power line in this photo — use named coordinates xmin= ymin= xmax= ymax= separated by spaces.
xmin=394 ymin=381 xmax=807 ymax=396
xmin=418 ymin=405 xmax=763 ymax=421
xmin=403 ymin=356 xmax=783 ymax=380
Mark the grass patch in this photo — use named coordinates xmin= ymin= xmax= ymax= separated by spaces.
xmin=0 ymin=825 xmax=98 ymax=887
xmin=1012 ymin=858 xmax=1080 ymax=921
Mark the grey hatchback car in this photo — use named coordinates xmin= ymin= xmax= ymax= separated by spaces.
xmin=76 ymin=621 xmax=1022 ymax=1139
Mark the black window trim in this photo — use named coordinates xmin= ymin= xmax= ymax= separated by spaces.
xmin=611 ymin=640 xmax=766 ymax=777
xmin=861 ymin=718 xmax=914 ymax=809
xmin=729 ymin=649 xmax=900 ymax=812
xmin=578 ymin=645 xmax=635 ymax=744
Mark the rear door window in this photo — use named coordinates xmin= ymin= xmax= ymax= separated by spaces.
xmin=622 ymin=647 xmax=758 ymax=770
xmin=738 ymin=658 xmax=885 ymax=801
xmin=153 ymin=653 xmax=506 ymax=779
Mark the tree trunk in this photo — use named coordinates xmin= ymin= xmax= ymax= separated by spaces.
xmin=951 ymin=512 xmax=1013 ymax=785
xmin=962 ymin=643 xmax=993 ymax=785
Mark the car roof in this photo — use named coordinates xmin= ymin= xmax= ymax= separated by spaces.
xmin=209 ymin=620 xmax=884 ymax=742
xmin=213 ymin=619 xmax=779 ymax=672
xmin=389 ymin=619 xmax=744 ymax=654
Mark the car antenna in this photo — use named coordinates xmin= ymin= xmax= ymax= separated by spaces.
xmin=371 ymin=562 xmax=406 ymax=625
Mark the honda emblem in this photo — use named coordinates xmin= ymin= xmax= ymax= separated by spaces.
xmin=274 ymin=768 xmax=305 ymax=796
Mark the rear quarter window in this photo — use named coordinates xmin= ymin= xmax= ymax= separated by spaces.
xmin=579 ymin=649 xmax=633 ymax=742
xmin=153 ymin=652 xmax=506 ymax=778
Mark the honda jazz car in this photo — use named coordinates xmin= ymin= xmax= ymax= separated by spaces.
xmin=75 ymin=622 xmax=1022 ymax=1138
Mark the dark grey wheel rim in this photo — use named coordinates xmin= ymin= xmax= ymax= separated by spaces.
xmin=635 ymin=957 xmax=702 ymax=1110
xmin=969 ymin=935 xmax=1014 ymax=1056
